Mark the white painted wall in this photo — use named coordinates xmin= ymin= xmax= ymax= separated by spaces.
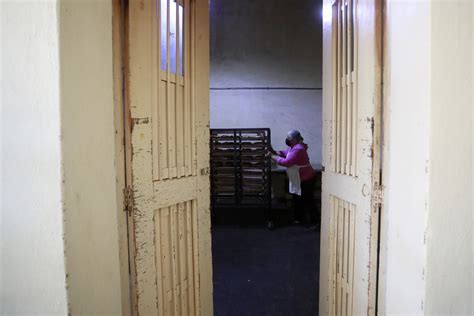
xmin=425 ymin=1 xmax=472 ymax=314
xmin=59 ymin=0 xmax=125 ymax=314
xmin=210 ymin=0 xmax=323 ymax=164
xmin=2 ymin=0 xmax=125 ymax=313
xmin=380 ymin=1 xmax=473 ymax=315
xmin=1 ymin=1 xmax=68 ymax=314
xmin=211 ymin=90 xmax=322 ymax=161
xmin=379 ymin=1 xmax=432 ymax=314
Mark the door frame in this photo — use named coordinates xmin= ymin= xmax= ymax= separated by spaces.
xmin=375 ymin=0 xmax=390 ymax=314
xmin=372 ymin=0 xmax=385 ymax=312
xmin=112 ymin=0 xmax=132 ymax=314
xmin=112 ymin=0 xmax=389 ymax=314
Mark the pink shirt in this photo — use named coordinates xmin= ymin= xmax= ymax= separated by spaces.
xmin=277 ymin=143 xmax=316 ymax=182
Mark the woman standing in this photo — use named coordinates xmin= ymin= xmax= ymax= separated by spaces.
xmin=268 ymin=130 xmax=316 ymax=225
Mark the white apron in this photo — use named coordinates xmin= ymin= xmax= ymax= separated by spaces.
xmin=286 ymin=164 xmax=311 ymax=196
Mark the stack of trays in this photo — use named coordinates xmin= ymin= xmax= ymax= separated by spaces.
xmin=210 ymin=128 xmax=272 ymax=210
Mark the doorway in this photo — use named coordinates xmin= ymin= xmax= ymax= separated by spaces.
xmin=118 ymin=0 xmax=383 ymax=314
xmin=209 ymin=0 xmax=323 ymax=315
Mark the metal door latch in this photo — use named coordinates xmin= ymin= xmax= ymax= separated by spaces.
xmin=372 ymin=183 xmax=384 ymax=208
xmin=123 ymin=186 xmax=134 ymax=214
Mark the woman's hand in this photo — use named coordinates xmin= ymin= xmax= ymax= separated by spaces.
xmin=268 ymin=146 xmax=277 ymax=155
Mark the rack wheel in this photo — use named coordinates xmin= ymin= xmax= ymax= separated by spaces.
xmin=267 ymin=221 xmax=275 ymax=230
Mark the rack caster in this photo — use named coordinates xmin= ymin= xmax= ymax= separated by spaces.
xmin=267 ymin=221 xmax=275 ymax=230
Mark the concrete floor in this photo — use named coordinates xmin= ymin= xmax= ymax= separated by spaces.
xmin=212 ymin=225 xmax=320 ymax=316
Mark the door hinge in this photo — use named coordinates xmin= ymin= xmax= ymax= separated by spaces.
xmin=123 ymin=186 xmax=134 ymax=214
xmin=372 ymin=183 xmax=384 ymax=208
xmin=200 ymin=167 xmax=210 ymax=176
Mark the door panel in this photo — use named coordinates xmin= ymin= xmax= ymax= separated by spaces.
xmin=330 ymin=195 xmax=356 ymax=316
xmin=154 ymin=200 xmax=198 ymax=316
xmin=321 ymin=0 xmax=382 ymax=315
xmin=126 ymin=0 xmax=212 ymax=315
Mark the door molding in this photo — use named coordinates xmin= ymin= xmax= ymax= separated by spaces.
xmin=376 ymin=0 xmax=388 ymax=314
xmin=112 ymin=0 xmax=132 ymax=314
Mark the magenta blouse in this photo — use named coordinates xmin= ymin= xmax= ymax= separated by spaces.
xmin=276 ymin=143 xmax=316 ymax=182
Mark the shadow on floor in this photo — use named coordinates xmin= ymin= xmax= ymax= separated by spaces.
xmin=212 ymin=225 xmax=320 ymax=316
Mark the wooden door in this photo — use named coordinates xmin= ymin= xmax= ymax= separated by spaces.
xmin=320 ymin=0 xmax=382 ymax=315
xmin=125 ymin=0 xmax=212 ymax=315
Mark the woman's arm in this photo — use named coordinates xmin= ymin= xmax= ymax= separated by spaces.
xmin=275 ymin=148 xmax=302 ymax=167
xmin=268 ymin=146 xmax=287 ymax=157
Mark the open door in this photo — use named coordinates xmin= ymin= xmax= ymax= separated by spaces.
xmin=320 ymin=0 xmax=382 ymax=315
xmin=125 ymin=0 xmax=212 ymax=314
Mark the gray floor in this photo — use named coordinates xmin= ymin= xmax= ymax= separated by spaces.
xmin=212 ymin=225 xmax=320 ymax=316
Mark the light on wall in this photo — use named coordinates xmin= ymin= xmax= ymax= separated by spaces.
xmin=322 ymin=3 xmax=332 ymax=24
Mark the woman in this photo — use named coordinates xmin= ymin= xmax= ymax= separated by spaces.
xmin=268 ymin=130 xmax=316 ymax=225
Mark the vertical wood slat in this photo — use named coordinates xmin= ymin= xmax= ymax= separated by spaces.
xmin=332 ymin=196 xmax=337 ymax=316
xmin=178 ymin=82 xmax=185 ymax=178
xmin=154 ymin=208 xmax=165 ymax=315
xmin=341 ymin=201 xmax=349 ymax=315
xmin=336 ymin=0 xmax=343 ymax=173
xmin=351 ymin=0 xmax=358 ymax=176
xmin=337 ymin=199 xmax=343 ymax=316
xmin=346 ymin=0 xmax=353 ymax=175
xmin=348 ymin=203 xmax=356 ymax=315
xmin=175 ymin=1 xmax=182 ymax=178
xmin=170 ymin=86 xmax=177 ymax=177
xmin=190 ymin=0 xmax=197 ymax=176
xmin=346 ymin=0 xmax=351 ymax=176
xmin=332 ymin=3 xmax=338 ymax=173
xmin=159 ymin=79 xmax=170 ymax=179
xmin=341 ymin=1 xmax=347 ymax=175
xmin=186 ymin=200 xmax=196 ymax=315
xmin=335 ymin=3 xmax=338 ymax=173
xmin=170 ymin=205 xmax=180 ymax=316
xmin=184 ymin=0 xmax=192 ymax=176
xmin=178 ymin=203 xmax=188 ymax=315
xmin=180 ymin=56 xmax=186 ymax=175
xmin=161 ymin=207 xmax=172 ymax=316
xmin=152 ymin=0 xmax=161 ymax=180
xmin=166 ymin=0 xmax=172 ymax=178
xmin=166 ymin=0 xmax=177 ymax=178
xmin=329 ymin=196 xmax=336 ymax=315
xmin=179 ymin=9 xmax=186 ymax=178
xmin=180 ymin=2 xmax=186 ymax=176
xmin=192 ymin=199 xmax=200 ymax=315
xmin=334 ymin=196 xmax=339 ymax=316
xmin=158 ymin=0 xmax=169 ymax=179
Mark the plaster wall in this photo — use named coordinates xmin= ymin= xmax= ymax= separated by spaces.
xmin=1 ymin=1 xmax=68 ymax=313
xmin=379 ymin=1 xmax=432 ymax=314
xmin=211 ymin=90 xmax=322 ymax=161
xmin=380 ymin=1 xmax=473 ymax=314
xmin=425 ymin=1 xmax=472 ymax=314
xmin=210 ymin=0 xmax=323 ymax=164
xmin=59 ymin=0 xmax=124 ymax=314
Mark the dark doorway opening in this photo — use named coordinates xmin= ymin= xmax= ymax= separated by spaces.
xmin=209 ymin=0 xmax=323 ymax=315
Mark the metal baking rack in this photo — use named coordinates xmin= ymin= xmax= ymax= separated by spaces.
xmin=210 ymin=128 xmax=272 ymax=226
